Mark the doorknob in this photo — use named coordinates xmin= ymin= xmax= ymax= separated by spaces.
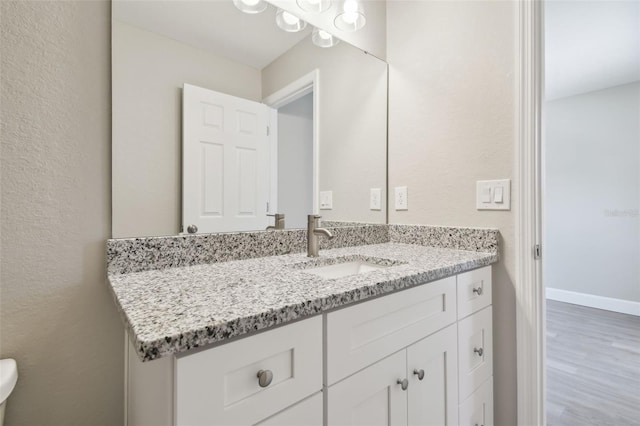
xmin=187 ymin=224 xmax=198 ymax=234
xmin=397 ymin=378 xmax=409 ymax=391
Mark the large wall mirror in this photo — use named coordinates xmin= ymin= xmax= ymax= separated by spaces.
xmin=112 ymin=0 xmax=388 ymax=237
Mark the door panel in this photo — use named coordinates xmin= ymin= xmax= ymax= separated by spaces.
xmin=327 ymin=351 xmax=408 ymax=426
xmin=183 ymin=83 xmax=271 ymax=233
xmin=407 ymin=324 xmax=459 ymax=426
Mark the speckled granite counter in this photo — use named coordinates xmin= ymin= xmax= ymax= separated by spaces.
xmin=109 ymin=242 xmax=498 ymax=362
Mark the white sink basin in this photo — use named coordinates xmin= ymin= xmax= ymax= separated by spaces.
xmin=303 ymin=260 xmax=390 ymax=279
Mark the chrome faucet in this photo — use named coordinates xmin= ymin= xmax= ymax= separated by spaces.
xmin=307 ymin=215 xmax=334 ymax=257
xmin=266 ymin=213 xmax=285 ymax=231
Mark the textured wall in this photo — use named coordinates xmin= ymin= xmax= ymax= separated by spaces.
xmin=0 ymin=1 xmax=123 ymax=425
xmin=386 ymin=1 xmax=517 ymax=424
xmin=112 ymin=21 xmax=262 ymax=238
xmin=545 ymin=82 xmax=640 ymax=302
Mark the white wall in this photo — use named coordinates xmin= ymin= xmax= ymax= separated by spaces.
xmin=277 ymin=93 xmax=314 ymax=229
xmin=544 ymin=82 xmax=640 ymax=303
xmin=386 ymin=2 xmax=517 ymax=424
xmin=262 ymin=37 xmax=388 ymax=224
xmin=112 ymin=21 xmax=262 ymax=238
xmin=0 ymin=1 xmax=123 ymax=424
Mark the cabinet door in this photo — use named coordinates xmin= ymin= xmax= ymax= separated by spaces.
xmin=459 ymin=378 xmax=493 ymax=426
xmin=407 ymin=324 xmax=459 ymax=426
xmin=255 ymin=393 xmax=322 ymax=426
xmin=327 ymin=351 xmax=408 ymax=426
xmin=458 ymin=306 xmax=493 ymax=400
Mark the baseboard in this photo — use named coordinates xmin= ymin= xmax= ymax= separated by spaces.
xmin=546 ymin=287 xmax=640 ymax=316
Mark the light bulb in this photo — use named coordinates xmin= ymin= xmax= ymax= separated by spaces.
xmin=343 ymin=0 xmax=357 ymax=14
xmin=282 ymin=11 xmax=300 ymax=26
xmin=276 ymin=9 xmax=308 ymax=32
xmin=233 ymin=0 xmax=267 ymax=14
xmin=297 ymin=0 xmax=331 ymax=14
xmin=334 ymin=0 xmax=365 ymax=32
xmin=312 ymin=27 xmax=340 ymax=48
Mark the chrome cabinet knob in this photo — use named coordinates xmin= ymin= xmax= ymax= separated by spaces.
xmin=413 ymin=369 xmax=425 ymax=381
xmin=475 ymin=423 xmax=484 ymax=426
xmin=473 ymin=287 xmax=483 ymax=295
xmin=257 ymin=369 xmax=273 ymax=388
xmin=397 ymin=378 xmax=409 ymax=391
xmin=474 ymin=347 xmax=484 ymax=357
xmin=187 ymin=224 xmax=198 ymax=234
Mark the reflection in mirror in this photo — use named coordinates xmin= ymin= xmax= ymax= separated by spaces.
xmin=112 ymin=0 xmax=387 ymax=237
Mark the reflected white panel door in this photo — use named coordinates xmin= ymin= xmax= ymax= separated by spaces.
xmin=183 ymin=83 xmax=271 ymax=233
xmin=327 ymin=351 xmax=408 ymax=426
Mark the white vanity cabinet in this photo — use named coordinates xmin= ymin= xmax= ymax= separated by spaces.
xmin=125 ymin=266 xmax=494 ymax=426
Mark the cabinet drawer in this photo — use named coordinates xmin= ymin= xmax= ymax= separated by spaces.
xmin=327 ymin=276 xmax=457 ymax=385
xmin=175 ymin=316 xmax=322 ymax=425
xmin=457 ymin=266 xmax=492 ymax=319
xmin=459 ymin=377 xmax=494 ymax=426
xmin=256 ymin=393 xmax=322 ymax=426
xmin=458 ymin=306 xmax=493 ymax=400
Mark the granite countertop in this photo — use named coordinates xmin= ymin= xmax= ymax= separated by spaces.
xmin=109 ymin=242 xmax=498 ymax=362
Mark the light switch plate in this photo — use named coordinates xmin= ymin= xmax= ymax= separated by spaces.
xmin=394 ymin=186 xmax=408 ymax=210
xmin=320 ymin=191 xmax=333 ymax=210
xmin=370 ymin=188 xmax=382 ymax=210
xmin=476 ymin=179 xmax=511 ymax=210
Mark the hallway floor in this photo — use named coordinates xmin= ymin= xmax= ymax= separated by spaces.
xmin=546 ymin=300 xmax=640 ymax=425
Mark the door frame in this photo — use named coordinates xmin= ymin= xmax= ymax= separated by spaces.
xmin=516 ymin=0 xmax=545 ymax=425
xmin=263 ymin=69 xmax=320 ymax=214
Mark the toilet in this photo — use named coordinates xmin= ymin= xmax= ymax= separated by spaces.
xmin=0 ymin=359 xmax=17 ymax=426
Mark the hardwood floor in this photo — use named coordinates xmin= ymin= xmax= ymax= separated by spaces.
xmin=546 ymin=300 xmax=640 ymax=426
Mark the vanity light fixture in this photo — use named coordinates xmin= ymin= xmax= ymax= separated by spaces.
xmin=276 ymin=9 xmax=307 ymax=32
xmin=233 ymin=0 xmax=268 ymax=14
xmin=312 ymin=28 xmax=340 ymax=48
xmin=334 ymin=0 xmax=365 ymax=32
xmin=297 ymin=0 xmax=331 ymax=14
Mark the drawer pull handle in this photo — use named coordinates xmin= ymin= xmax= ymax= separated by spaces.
xmin=257 ymin=369 xmax=273 ymax=388
xmin=413 ymin=369 xmax=425 ymax=381
xmin=474 ymin=347 xmax=484 ymax=357
xmin=473 ymin=287 xmax=483 ymax=295
xmin=397 ymin=378 xmax=409 ymax=391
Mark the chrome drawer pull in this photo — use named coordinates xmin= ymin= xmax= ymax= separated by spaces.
xmin=413 ymin=369 xmax=425 ymax=381
xmin=257 ymin=369 xmax=273 ymax=388
xmin=474 ymin=347 xmax=484 ymax=357
xmin=397 ymin=378 xmax=409 ymax=391
xmin=473 ymin=286 xmax=483 ymax=295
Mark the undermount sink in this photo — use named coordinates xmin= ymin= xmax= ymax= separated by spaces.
xmin=304 ymin=261 xmax=389 ymax=279
xmin=295 ymin=256 xmax=402 ymax=279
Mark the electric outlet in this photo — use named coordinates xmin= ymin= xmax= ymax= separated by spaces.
xmin=320 ymin=191 xmax=333 ymax=210
xmin=370 ymin=188 xmax=382 ymax=210
xmin=394 ymin=186 xmax=408 ymax=210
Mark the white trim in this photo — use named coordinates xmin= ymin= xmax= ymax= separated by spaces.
xmin=516 ymin=1 xmax=545 ymax=426
xmin=546 ymin=288 xmax=640 ymax=317
xmin=263 ymin=69 xmax=320 ymax=214
xmin=267 ymin=107 xmax=278 ymax=215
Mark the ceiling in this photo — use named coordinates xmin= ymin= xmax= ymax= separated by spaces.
xmin=545 ymin=0 xmax=640 ymax=100
xmin=112 ymin=0 xmax=312 ymax=70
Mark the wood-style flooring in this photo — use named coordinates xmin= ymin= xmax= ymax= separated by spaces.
xmin=546 ymin=300 xmax=640 ymax=426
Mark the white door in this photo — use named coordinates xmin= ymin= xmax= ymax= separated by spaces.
xmin=327 ymin=351 xmax=408 ymax=426
xmin=183 ymin=83 xmax=271 ymax=233
xmin=407 ymin=324 xmax=459 ymax=426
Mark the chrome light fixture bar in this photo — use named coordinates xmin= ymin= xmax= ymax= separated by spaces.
xmin=276 ymin=9 xmax=307 ymax=32
xmin=233 ymin=0 xmax=268 ymax=14
xmin=312 ymin=28 xmax=340 ymax=48
xmin=297 ymin=0 xmax=332 ymax=14
xmin=334 ymin=0 xmax=365 ymax=32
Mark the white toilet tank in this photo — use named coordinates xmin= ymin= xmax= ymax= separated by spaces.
xmin=0 ymin=359 xmax=18 ymax=426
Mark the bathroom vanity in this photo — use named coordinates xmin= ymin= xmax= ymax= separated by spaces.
xmin=108 ymin=226 xmax=498 ymax=426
